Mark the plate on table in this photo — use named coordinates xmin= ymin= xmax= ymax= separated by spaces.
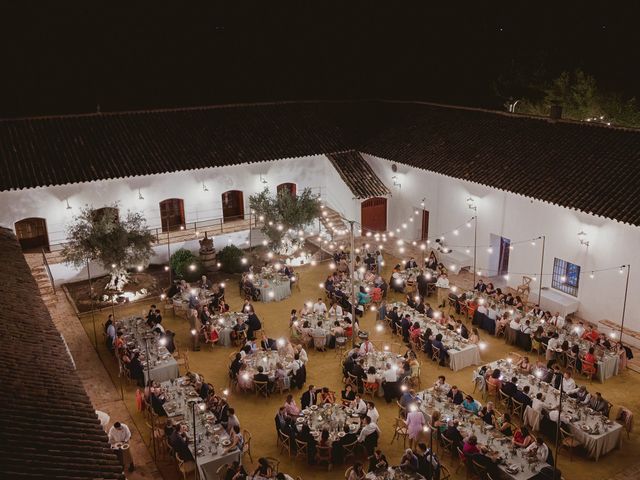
xmin=349 ymin=423 xmax=358 ymax=430
xmin=197 ymin=448 xmax=204 ymax=455
xmin=296 ymin=417 xmax=305 ymax=423
xmin=351 ymin=413 xmax=360 ymax=418
xmin=338 ymin=432 xmax=345 ymax=437
xmin=505 ymin=465 xmax=519 ymax=474
xmin=485 ymin=425 xmax=494 ymax=430
xmin=581 ymin=424 xmax=593 ymax=433
xmin=302 ymin=409 xmax=310 ymax=415
xmin=222 ymin=439 xmax=231 ymax=447
xmin=310 ymin=405 xmax=318 ymax=410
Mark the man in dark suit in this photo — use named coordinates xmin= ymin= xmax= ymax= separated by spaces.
xmin=431 ymin=333 xmax=448 ymax=366
xmin=260 ymin=336 xmax=278 ymax=351
xmin=352 ymin=360 xmax=366 ymax=392
xmin=447 ymin=385 xmax=464 ymax=405
xmin=417 ymin=272 xmax=429 ymax=298
xmin=501 ymin=377 xmax=518 ymax=397
xmin=169 ymin=425 xmax=194 ymax=461
xmin=253 ymin=365 xmax=269 ymax=383
xmin=513 ymin=386 xmax=533 ymax=408
xmin=405 ymin=257 xmax=418 ymax=269
xmin=246 ymin=312 xmax=262 ymax=340
xmin=301 ymin=385 xmax=319 ymax=409
xmin=444 ymin=420 xmax=464 ymax=450
xmin=425 ymin=303 xmax=434 ymax=318
xmin=401 ymin=314 xmax=412 ymax=343
xmin=474 ymin=280 xmax=486 ymax=293
xmin=389 ymin=307 xmax=400 ymax=334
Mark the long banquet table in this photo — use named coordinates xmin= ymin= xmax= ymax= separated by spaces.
xmin=161 ymin=377 xmax=241 ymax=478
xmin=117 ymin=316 xmax=179 ymax=383
xmin=475 ymin=359 xmax=622 ymax=461
xmin=392 ymin=302 xmax=482 ymax=371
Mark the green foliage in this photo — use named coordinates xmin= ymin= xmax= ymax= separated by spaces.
xmin=62 ymin=204 xmax=154 ymax=272
xmin=249 ymin=187 xmax=320 ymax=247
xmin=217 ymin=245 xmax=246 ymax=273
xmin=170 ymin=248 xmax=202 ymax=280
xmin=516 ymin=69 xmax=640 ymax=128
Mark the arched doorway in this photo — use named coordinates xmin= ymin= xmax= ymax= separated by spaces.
xmin=15 ymin=218 xmax=50 ymax=252
xmin=361 ymin=197 xmax=387 ymax=234
xmin=277 ymin=182 xmax=297 ymax=197
xmin=222 ymin=190 xmax=244 ymax=222
xmin=159 ymin=198 xmax=185 ymax=232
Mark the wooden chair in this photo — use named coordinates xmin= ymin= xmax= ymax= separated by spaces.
xmin=431 ymin=346 xmax=441 ymax=364
xmin=511 ymin=398 xmax=525 ymax=420
xmin=485 ymin=381 xmax=499 ymax=401
xmin=233 ymin=329 xmax=247 ymax=348
xmin=440 ymin=464 xmax=452 ymax=480
xmin=342 ymin=439 xmax=358 ymax=462
xmin=391 ymin=417 xmax=409 ymax=448
xmin=175 ymin=350 xmax=190 ymax=373
xmin=560 ymin=426 xmax=581 ymax=461
xmin=316 ymin=445 xmax=332 ymax=469
xmin=265 ymin=456 xmax=280 ymax=474
xmin=530 ymin=338 xmax=543 ymax=358
xmin=344 ymin=466 xmax=353 ymax=480
xmin=495 ymin=323 xmax=506 ymax=338
xmin=565 ymin=352 xmax=577 ymax=371
xmin=455 ymin=446 xmax=467 ymax=475
xmin=498 ymin=389 xmax=511 ymax=411
xmin=363 ymin=382 xmax=378 ymax=399
xmin=242 ymin=429 xmax=253 ymax=462
xmin=277 ymin=376 xmax=291 ymax=395
xmin=216 ymin=463 xmax=229 ymax=479
xmin=397 ymin=400 xmax=407 ymax=419
xmin=176 ymin=452 xmax=196 ymax=480
xmin=295 ymin=439 xmax=308 ymax=462
xmin=440 ymin=433 xmax=456 ymax=462
xmin=277 ymin=430 xmax=292 ymax=456
xmin=345 ymin=372 xmax=359 ymax=390
xmin=580 ymin=359 xmax=596 ymax=383
xmin=335 ymin=336 xmax=347 ymax=357
xmin=254 ymin=380 xmax=270 ymax=398
xmin=472 ymin=458 xmax=488 ymax=479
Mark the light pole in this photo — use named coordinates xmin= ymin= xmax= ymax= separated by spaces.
xmin=466 ymin=198 xmax=478 ymax=287
xmin=143 ymin=336 xmax=158 ymax=460
xmin=348 ymin=220 xmax=357 ymax=347
xmin=191 ymin=401 xmax=205 ymax=480
xmin=166 ymin=219 xmax=173 ymax=286
xmin=538 ymin=235 xmax=546 ymax=304
xmin=553 ymin=379 xmax=564 ymax=477
xmin=619 ymin=264 xmax=631 ymax=342
xmin=87 ymin=259 xmax=98 ymax=349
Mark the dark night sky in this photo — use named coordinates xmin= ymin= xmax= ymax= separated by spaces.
xmin=1 ymin=1 xmax=639 ymax=117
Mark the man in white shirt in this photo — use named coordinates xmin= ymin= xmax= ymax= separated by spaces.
xmin=351 ymin=395 xmax=367 ymax=415
xmin=562 ymin=371 xmax=577 ymax=393
xmin=296 ymin=345 xmax=308 ymax=364
xmin=366 ymin=401 xmax=380 ymax=424
xmin=108 ymin=421 xmax=134 ymax=471
xmin=520 ymin=319 xmax=532 ymax=334
xmin=433 ymin=375 xmax=451 ymax=394
xmin=435 ymin=273 xmax=450 ymax=308
xmin=108 ymin=421 xmax=132 ymax=444
xmin=509 ymin=317 xmax=521 ymax=330
xmin=313 ymin=298 xmax=327 ymax=316
xmin=550 ymin=312 xmax=565 ymax=329
xmin=359 ymin=339 xmax=376 ymax=355
xmin=546 ymin=334 xmax=560 ymax=352
xmin=106 ymin=321 xmax=116 ymax=350
xmin=328 ymin=302 xmax=343 ymax=319
xmin=477 ymin=303 xmax=488 ymax=315
xmin=525 ymin=438 xmax=549 ymax=463
xmin=357 ymin=415 xmax=381 ymax=443
xmin=531 ymin=393 xmax=545 ymax=412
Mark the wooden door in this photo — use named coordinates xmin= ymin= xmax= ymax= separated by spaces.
xmin=15 ymin=218 xmax=49 ymax=252
xmin=222 ymin=190 xmax=244 ymax=222
xmin=421 ymin=210 xmax=430 ymax=241
xmin=277 ymin=182 xmax=297 ymax=197
xmin=361 ymin=197 xmax=387 ymax=234
xmin=159 ymin=199 xmax=185 ymax=232
xmin=498 ymin=236 xmax=511 ymax=276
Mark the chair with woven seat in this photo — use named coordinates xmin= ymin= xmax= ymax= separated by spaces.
xmin=176 ymin=452 xmax=196 ymax=480
xmin=316 ymin=445 xmax=332 ymax=470
xmin=440 ymin=464 xmax=452 ymax=480
xmin=175 ymin=350 xmax=190 ymax=373
xmin=216 ymin=463 xmax=229 ymax=479
xmin=485 ymin=380 xmax=500 ymax=402
xmin=277 ymin=430 xmax=292 ymax=456
xmin=254 ymin=380 xmax=270 ymax=398
xmin=242 ymin=429 xmax=253 ymax=463
xmin=397 ymin=400 xmax=407 ymax=419
xmin=363 ymin=381 xmax=379 ymax=399
xmin=295 ymin=439 xmax=308 ymax=462
xmin=512 ymin=398 xmax=525 ymax=420
xmin=455 ymin=446 xmax=468 ymax=475
xmin=343 ymin=439 xmax=358 ymax=462
xmin=440 ymin=433 xmax=456 ymax=462
xmin=344 ymin=466 xmax=353 ymax=480
xmin=580 ymin=359 xmax=596 ymax=383
xmin=560 ymin=426 xmax=581 ymax=461
xmin=498 ymin=389 xmax=511 ymax=411
xmin=391 ymin=417 xmax=409 ymax=448
xmin=265 ymin=456 xmax=280 ymax=474
xmin=431 ymin=346 xmax=441 ymax=364
xmin=471 ymin=458 xmax=488 ymax=479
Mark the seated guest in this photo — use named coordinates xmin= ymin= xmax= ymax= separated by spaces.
xmin=431 ymin=334 xmax=448 ymax=366
xmin=569 ymin=385 xmax=591 ymax=404
xmin=479 ymin=402 xmax=497 ymax=425
xmin=447 ymin=385 xmax=464 ymax=405
xmin=501 ymin=377 xmax=518 ymax=397
xmin=587 ymin=392 xmax=609 ymax=414
xmin=444 ymin=419 xmax=464 ymax=449
xmin=253 ymin=366 xmax=270 ymax=389
xmin=562 ymin=371 xmax=577 ymax=393
xmin=516 ymin=356 xmax=533 ymax=373
xmin=433 ymin=375 xmax=450 ymax=393
xmin=399 ymin=389 xmax=418 ymax=409
xmin=513 ymin=386 xmax=533 ymax=408
xmin=405 ymin=257 xmax=418 ymax=269
xmin=462 ymin=395 xmax=480 ymax=414
xmin=284 ymin=394 xmax=301 ymax=417
xmin=399 ymin=448 xmax=418 ymax=471
xmin=497 ymin=412 xmax=514 ymax=436
xmin=582 ymin=324 xmax=600 ymax=343
xmin=170 ymin=424 xmax=194 ymax=461
xmin=351 ymin=394 xmax=368 ymax=415
xmin=357 ymin=416 xmax=380 ymax=455
xmin=525 ymin=437 xmax=549 ymax=464
xmin=486 ymin=368 xmax=503 ymax=390
xmin=319 ymin=387 xmax=336 ymax=404
xmin=512 ymin=426 xmax=534 ymax=448
xmin=368 ymin=449 xmax=389 ymax=472
xmin=474 ymin=279 xmax=486 ymax=293
xmin=381 ymin=363 xmax=399 ymax=404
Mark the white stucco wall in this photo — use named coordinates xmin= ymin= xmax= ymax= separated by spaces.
xmin=362 ymin=152 xmax=640 ymax=333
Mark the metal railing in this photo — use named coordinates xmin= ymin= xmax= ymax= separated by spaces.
xmin=41 ymin=247 xmax=57 ymax=294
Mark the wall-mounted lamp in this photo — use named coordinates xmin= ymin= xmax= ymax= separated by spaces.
xmin=260 ymin=174 xmax=268 ymax=185
xmin=466 ymin=197 xmax=477 ymax=211
xmin=391 ymin=175 xmax=401 ymax=189
xmin=65 ymin=199 xmax=72 ymax=210
xmin=202 ymin=182 xmax=209 ymax=192
xmin=138 ymin=188 xmax=144 ymax=200
xmin=420 ymin=197 xmax=426 ymax=208
xmin=578 ymin=230 xmax=590 ymax=247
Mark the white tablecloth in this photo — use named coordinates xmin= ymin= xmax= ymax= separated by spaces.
xmin=145 ymin=358 xmax=180 ymax=383
xmin=448 ymin=344 xmax=482 ymax=372
xmin=258 ymin=281 xmax=291 ymax=302
xmin=439 ymin=250 xmax=473 ymax=273
xmin=198 ymin=449 xmax=241 ymax=480
xmin=529 ymin=288 xmax=580 ymax=317
xmin=570 ymin=420 xmax=622 ymax=461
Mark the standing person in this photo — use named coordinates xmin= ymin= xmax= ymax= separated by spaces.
xmin=435 ymin=272 xmax=450 ymax=309
xmin=406 ymin=404 xmax=425 ymax=450
xmin=105 ymin=315 xmax=116 ymax=351
xmin=108 ymin=422 xmax=134 ymax=471
xmin=376 ymin=251 xmax=384 ymax=276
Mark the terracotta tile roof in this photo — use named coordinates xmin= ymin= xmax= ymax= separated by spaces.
xmin=327 ymin=150 xmax=391 ymax=199
xmin=1 ymin=100 xmax=640 ymax=225
xmin=0 ymin=227 xmax=125 ymax=479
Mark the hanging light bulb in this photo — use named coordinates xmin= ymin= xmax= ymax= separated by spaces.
xmin=589 ymin=272 xmax=595 ymax=279
xmin=453 ymin=229 xmax=459 ymax=236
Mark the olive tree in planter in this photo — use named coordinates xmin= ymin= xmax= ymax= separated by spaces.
xmin=62 ymin=204 xmax=155 ymax=297
xmin=249 ymin=187 xmax=320 ymax=254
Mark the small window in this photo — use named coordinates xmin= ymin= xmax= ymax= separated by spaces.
xmin=551 ymin=258 xmax=581 ymax=297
